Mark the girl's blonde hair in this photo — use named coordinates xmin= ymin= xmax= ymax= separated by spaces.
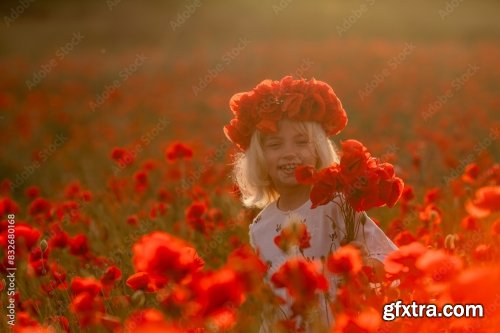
xmin=232 ymin=121 xmax=340 ymax=209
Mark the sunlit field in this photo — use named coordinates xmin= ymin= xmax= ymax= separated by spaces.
xmin=1 ymin=0 xmax=499 ymax=332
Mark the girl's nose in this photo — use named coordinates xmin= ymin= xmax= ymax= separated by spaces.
xmin=281 ymin=142 xmax=299 ymax=158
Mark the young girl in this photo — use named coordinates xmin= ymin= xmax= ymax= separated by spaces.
xmin=224 ymin=76 xmax=398 ymax=332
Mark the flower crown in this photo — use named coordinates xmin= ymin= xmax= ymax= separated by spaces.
xmin=223 ymin=75 xmax=348 ymax=151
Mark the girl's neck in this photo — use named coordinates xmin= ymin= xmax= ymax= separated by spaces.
xmin=276 ymin=185 xmax=311 ymax=212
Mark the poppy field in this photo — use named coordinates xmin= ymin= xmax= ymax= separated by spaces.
xmin=1 ymin=1 xmax=499 ymax=332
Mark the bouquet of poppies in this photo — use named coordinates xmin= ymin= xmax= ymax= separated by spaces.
xmin=296 ymin=139 xmax=404 ymax=244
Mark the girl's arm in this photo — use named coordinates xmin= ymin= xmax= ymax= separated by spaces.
xmin=353 ymin=211 xmax=398 ymax=278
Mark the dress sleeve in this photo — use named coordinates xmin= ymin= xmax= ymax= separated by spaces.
xmin=248 ymin=221 xmax=257 ymax=250
xmin=355 ymin=211 xmax=398 ymax=263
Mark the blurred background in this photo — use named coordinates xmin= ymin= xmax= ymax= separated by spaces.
xmin=0 ymin=1 xmax=499 ymax=332
xmin=1 ymin=0 xmax=499 ymax=214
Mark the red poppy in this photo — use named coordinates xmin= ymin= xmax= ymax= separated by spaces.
xmin=25 ymin=186 xmax=40 ymax=199
xmin=126 ymin=272 xmax=156 ymax=292
xmin=0 ymin=197 xmax=19 ymax=216
xmin=473 ymin=244 xmax=493 ymax=262
xmin=110 ymin=147 xmax=134 ymax=166
xmin=327 ymin=244 xmax=363 ymax=276
xmin=340 ymin=140 xmax=372 ymax=182
xmin=271 ymin=258 xmax=328 ymax=303
xmin=462 ymin=163 xmax=479 ymax=183
xmin=460 ymin=216 xmax=481 ymax=231
xmin=491 ymin=218 xmax=500 ymax=237
xmin=28 ymin=197 xmax=51 ymax=216
xmin=226 ymin=245 xmax=267 ymax=291
xmin=123 ymin=308 xmax=187 ymax=333
xmin=294 ymin=165 xmax=317 ymax=184
xmin=68 ymin=234 xmax=89 ymax=256
xmin=165 ymin=142 xmax=193 ymax=162
xmin=393 ymin=230 xmax=417 ymax=246
xmin=384 ymin=242 xmax=427 ymax=287
xmin=134 ymin=170 xmax=148 ymax=192
xmin=333 ymin=308 xmax=381 ymax=333
xmin=188 ymin=267 xmax=245 ymax=322
xmin=465 ymin=186 xmax=500 ymax=218
xmin=0 ymin=223 xmax=40 ymax=250
xmin=309 ymin=165 xmax=342 ymax=208
xmin=185 ymin=201 xmax=207 ymax=233
xmin=132 ymin=232 xmax=204 ymax=284
xmin=424 ymin=188 xmax=441 ymax=204
xmin=415 ymin=249 xmax=463 ymax=283
xmin=70 ymin=277 xmax=102 ymax=296
xmin=273 ymin=215 xmax=311 ymax=253
xmin=126 ymin=214 xmax=139 ymax=226
xmin=100 ymin=266 xmax=122 ymax=288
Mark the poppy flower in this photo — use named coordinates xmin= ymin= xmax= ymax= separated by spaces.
xmin=25 ymin=186 xmax=40 ymax=199
xmin=333 ymin=308 xmax=381 ymax=333
xmin=188 ymin=267 xmax=245 ymax=323
xmin=124 ymin=309 xmax=187 ymax=333
xmin=134 ymin=170 xmax=148 ymax=192
xmin=100 ymin=266 xmax=122 ymax=288
xmin=68 ymin=234 xmax=89 ymax=256
xmin=70 ymin=277 xmax=102 ymax=296
xmin=460 ymin=216 xmax=481 ymax=231
xmin=462 ymin=163 xmax=479 ymax=183
xmin=465 ymin=186 xmax=500 ymax=218
xmin=28 ymin=197 xmax=51 ymax=216
xmin=491 ymin=218 xmax=500 ymax=237
xmin=126 ymin=272 xmax=156 ymax=292
xmin=271 ymin=258 xmax=328 ymax=303
xmin=424 ymin=188 xmax=441 ymax=204
xmin=165 ymin=142 xmax=193 ymax=162
xmin=327 ymin=244 xmax=363 ymax=276
xmin=415 ymin=249 xmax=463 ymax=283
xmin=0 ymin=197 xmax=19 ymax=216
xmin=384 ymin=242 xmax=427 ymax=287
xmin=185 ymin=201 xmax=208 ymax=233
xmin=273 ymin=213 xmax=311 ymax=254
xmin=132 ymin=232 xmax=204 ymax=284
xmin=226 ymin=245 xmax=267 ymax=291
xmin=294 ymin=165 xmax=317 ymax=184
xmin=111 ymin=147 xmax=134 ymax=166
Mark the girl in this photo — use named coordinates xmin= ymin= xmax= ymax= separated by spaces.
xmin=224 ymin=76 xmax=398 ymax=332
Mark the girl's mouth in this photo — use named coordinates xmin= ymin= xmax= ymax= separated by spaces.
xmin=279 ymin=163 xmax=301 ymax=175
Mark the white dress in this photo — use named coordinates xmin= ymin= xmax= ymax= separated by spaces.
xmin=248 ymin=196 xmax=398 ymax=332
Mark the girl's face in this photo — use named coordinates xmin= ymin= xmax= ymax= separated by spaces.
xmin=262 ymin=119 xmax=318 ymax=192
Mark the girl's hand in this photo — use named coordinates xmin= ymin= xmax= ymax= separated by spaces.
xmin=349 ymin=241 xmax=385 ymax=280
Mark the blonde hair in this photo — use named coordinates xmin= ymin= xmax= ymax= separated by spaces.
xmin=232 ymin=121 xmax=340 ymax=209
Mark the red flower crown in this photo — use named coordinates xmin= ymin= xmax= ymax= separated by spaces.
xmin=223 ymin=76 xmax=348 ymax=151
